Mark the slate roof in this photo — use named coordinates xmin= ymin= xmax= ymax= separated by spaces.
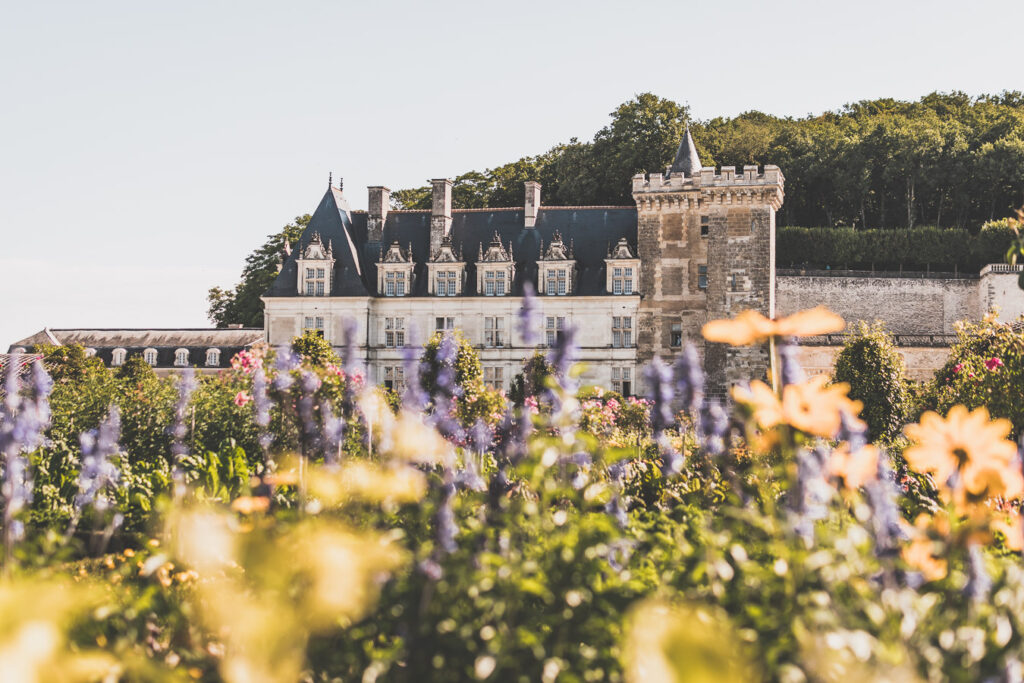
xmin=6 ymin=328 xmax=264 ymax=369
xmin=669 ymin=126 xmax=702 ymax=177
xmin=264 ymin=187 xmax=639 ymax=298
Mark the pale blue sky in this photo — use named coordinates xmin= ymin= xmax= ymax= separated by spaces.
xmin=2 ymin=0 xmax=1022 ymax=347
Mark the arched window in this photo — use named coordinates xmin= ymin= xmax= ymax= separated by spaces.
xmin=111 ymin=348 xmax=127 ymax=366
xmin=206 ymin=348 xmax=221 ymax=367
xmin=144 ymin=348 xmax=158 ymax=366
xmin=11 ymin=347 xmax=26 ymax=354
xmin=84 ymin=347 xmax=97 ymax=357
xmin=174 ymin=349 xmax=189 ymax=367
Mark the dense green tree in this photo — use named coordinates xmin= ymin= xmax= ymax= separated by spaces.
xmin=418 ymin=331 xmax=505 ymax=426
xmin=291 ymin=330 xmax=339 ymax=366
xmin=832 ymin=322 xmax=912 ymax=440
xmin=207 ymin=215 xmax=310 ymax=327
xmin=508 ymin=351 xmax=555 ymax=406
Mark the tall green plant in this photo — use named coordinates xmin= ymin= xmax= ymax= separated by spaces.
xmin=832 ymin=321 xmax=911 ymax=440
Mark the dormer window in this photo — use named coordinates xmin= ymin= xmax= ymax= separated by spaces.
xmin=537 ymin=231 xmax=576 ymax=296
xmin=296 ymin=232 xmax=334 ymax=297
xmin=427 ymin=235 xmax=465 ymax=296
xmin=206 ymin=348 xmax=221 ymax=366
xmin=476 ymin=232 xmax=514 ymax=297
xmin=377 ymin=241 xmax=414 ymax=297
xmin=605 ymin=238 xmax=639 ymax=295
xmin=111 ymin=348 xmax=126 ymax=366
xmin=144 ymin=348 xmax=158 ymax=366
xmin=174 ymin=349 xmax=189 ymax=367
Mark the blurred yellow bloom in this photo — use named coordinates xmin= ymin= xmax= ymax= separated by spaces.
xmin=231 ymin=496 xmax=271 ymax=515
xmin=781 ymin=375 xmax=862 ymax=439
xmin=306 ymin=461 xmax=427 ymax=506
xmin=993 ymin=513 xmax=1024 ymax=551
xmin=702 ymin=306 xmax=845 ymax=346
xmin=828 ymin=444 xmax=879 ymax=489
xmin=902 ymin=515 xmax=948 ymax=581
xmin=731 ymin=381 xmax=783 ymax=429
xmin=904 ymin=406 xmax=1017 ymax=496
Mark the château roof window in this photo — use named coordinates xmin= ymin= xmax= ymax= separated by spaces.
xmin=377 ymin=241 xmax=414 ymax=297
xmin=604 ymin=238 xmax=639 ymax=295
xmin=426 ymin=235 xmax=465 ymax=296
xmin=296 ymin=232 xmax=334 ymax=297
xmin=476 ymin=232 xmax=514 ymax=296
xmin=537 ymin=231 xmax=576 ymax=296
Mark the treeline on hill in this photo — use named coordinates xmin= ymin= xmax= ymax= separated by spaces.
xmin=393 ymin=91 xmax=1024 ymax=231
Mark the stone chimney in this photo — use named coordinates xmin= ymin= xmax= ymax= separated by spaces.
xmin=524 ymin=181 xmax=541 ymax=228
xmin=430 ymin=178 xmax=452 ymax=254
xmin=367 ymin=186 xmax=390 ymax=242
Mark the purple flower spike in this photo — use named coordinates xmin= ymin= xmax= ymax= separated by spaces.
xmin=699 ymin=399 xmax=729 ymax=457
xmin=518 ymin=281 xmax=539 ymax=346
xmin=777 ymin=340 xmax=805 ymax=388
xmin=643 ymin=357 xmax=674 ymax=439
xmin=672 ymin=343 xmax=704 ymax=416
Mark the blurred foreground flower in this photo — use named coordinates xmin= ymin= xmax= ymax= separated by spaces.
xmin=702 ymin=306 xmax=844 ymax=346
xmin=623 ymin=600 xmax=755 ymax=683
xmin=732 ymin=375 xmax=863 ymax=440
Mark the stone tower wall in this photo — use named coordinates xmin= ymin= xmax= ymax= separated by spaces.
xmin=633 ymin=165 xmax=784 ymax=397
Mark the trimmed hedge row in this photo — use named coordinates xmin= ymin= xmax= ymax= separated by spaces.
xmin=777 ymin=222 xmax=1017 ymax=272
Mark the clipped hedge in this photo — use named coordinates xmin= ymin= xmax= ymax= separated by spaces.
xmin=777 ymin=222 xmax=1017 ymax=272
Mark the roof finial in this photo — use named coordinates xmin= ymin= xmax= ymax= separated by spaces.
xmin=669 ymin=124 xmax=702 ymax=177
xmin=328 ymin=171 xmax=332 ymax=188
xmin=338 ymin=177 xmax=343 ymax=191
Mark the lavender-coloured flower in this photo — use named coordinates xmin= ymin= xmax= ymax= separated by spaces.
xmin=545 ymin=325 xmax=578 ymax=381
xmin=320 ymin=400 xmax=345 ymax=465
xmin=790 ymin=446 xmax=831 ymax=545
xmin=1 ymin=453 xmax=32 ymax=542
xmin=402 ymin=342 xmax=429 ymax=412
xmin=74 ymin=405 xmax=122 ymax=513
xmin=517 ymin=281 xmax=539 ymax=346
xmin=699 ymin=399 xmax=729 ymax=457
xmin=252 ymin=368 xmax=271 ymax=428
xmin=672 ymin=343 xmax=704 ymax=416
xmin=271 ymin=345 xmax=300 ymax=392
xmin=170 ymin=369 xmax=197 ymax=455
xmin=777 ymin=339 xmax=805 ymax=387
xmin=605 ymin=460 xmax=628 ymax=528
xmin=468 ymin=419 xmax=492 ymax=454
xmin=838 ymin=409 xmax=869 ymax=453
xmin=965 ymin=543 xmax=991 ymax=605
xmin=338 ymin=317 xmax=359 ymax=375
xmin=643 ymin=357 xmax=674 ymax=439
xmin=297 ymin=370 xmax=321 ymax=451
xmin=865 ymin=455 xmax=907 ymax=557
xmin=434 ymin=480 xmax=458 ymax=554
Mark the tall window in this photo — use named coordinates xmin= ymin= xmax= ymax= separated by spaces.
xmin=436 ymin=271 xmax=457 ymax=296
xmin=435 ymin=317 xmax=455 ymax=333
xmin=483 ymin=270 xmax=508 ymax=296
xmin=383 ymin=366 xmax=405 ymax=391
xmin=484 ymin=366 xmax=504 ymax=391
xmin=611 ymin=267 xmax=634 ymax=295
xmin=305 ymin=267 xmax=327 ymax=296
xmin=484 ymin=317 xmax=505 ymax=347
xmin=700 ymin=215 xmax=709 ymax=237
xmin=545 ymin=316 xmax=565 ymax=346
xmin=385 ymin=317 xmax=405 ymax=348
xmin=670 ymin=323 xmax=682 ymax=348
xmin=612 ymin=367 xmax=632 ymax=396
xmin=545 ymin=268 xmax=568 ymax=295
xmin=111 ymin=348 xmax=126 ymax=366
xmin=304 ymin=316 xmax=325 ymax=337
xmin=206 ymin=349 xmax=221 ymax=366
xmin=144 ymin=348 xmax=158 ymax=366
xmin=612 ymin=317 xmax=632 ymax=348
xmin=174 ymin=349 xmax=189 ymax=367
xmin=698 ymin=265 xmax=708 ymax=291
xmin=385 ymin=271 xmax=406 ymax=296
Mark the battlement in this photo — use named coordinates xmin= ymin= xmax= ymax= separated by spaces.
xmin=632 ymin=164 xmax=784 ymax=210
xmin=631 ymin=164 xmax=784 ymax=193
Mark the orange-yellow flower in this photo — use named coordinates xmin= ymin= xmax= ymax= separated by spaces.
xmin=993 ymin=512 xmax=1024 ymax=551
xmin=781 ymin=375 xmax=863 ymax=439
xmin=902 ymin=514 xmax=949 ymax=581
xmin=828 ymin=443 xmax=879 ymax=489
xmin=904 ymin=405 xmax=1017 ymax=493
xmin=702 ymin=306 xmax=845 ymax=346
xmin=731 ymin=380 xmax=783 ymax=429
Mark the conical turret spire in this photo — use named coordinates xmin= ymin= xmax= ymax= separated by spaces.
xmin=669 ymin=125 xmax=702 ymax=177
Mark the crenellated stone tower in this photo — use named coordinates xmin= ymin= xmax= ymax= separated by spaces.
xmin=632 ymin=127 xmax=785 ymax=397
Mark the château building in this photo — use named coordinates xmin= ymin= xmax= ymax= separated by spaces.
xmin=261 ymin=129 xmax=785 ymax=396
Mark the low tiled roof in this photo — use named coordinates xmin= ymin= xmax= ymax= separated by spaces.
xmin=8 ymin=328 xmax=263 ymax=351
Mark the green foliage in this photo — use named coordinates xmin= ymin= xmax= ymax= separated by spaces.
xmin=207 ymin=214 xmax=309 ymax=327
xmin=418 ymin=331 xmax=504 ymax=426
xmin=508 ymin=351 xmax=555 ymax=406
xmin=777 ymin=223 xmax=1017 ymax=271
xmin=832 ymin=322 xmax=912 ymax=439
xmin=390 ymin=91 xmax=1024 ymax=230
xmin=925 ymin=315 xmax=1024 ymax=437
xmin=291 ymin=330 xmax=339 ymax=366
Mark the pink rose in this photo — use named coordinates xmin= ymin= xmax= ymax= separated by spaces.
xmin=234 ymin=391 xmax=252 ymax=407
xmin=953 ymin=363 xmax=963 ymax=374
xmin=985 ymin=357 xmax=1004 ymax=371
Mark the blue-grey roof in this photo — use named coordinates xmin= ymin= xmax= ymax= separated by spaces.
xmin=264 ymin=188 xmax=639 ymax=298
xmin=669 ymin=126 xmax=702 ymax=177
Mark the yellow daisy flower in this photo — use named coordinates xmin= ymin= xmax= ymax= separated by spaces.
xmin=904 ymin=406 xmax=1017 ymax=491
xmin=828 ymin=443 xmax=879 ymax=490
xmin=781 ymin=375 xmax=862 ymax=439
xmin=702 ymin=306 xmax=845 ymax=346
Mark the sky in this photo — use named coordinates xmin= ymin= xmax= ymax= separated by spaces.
xmin=2 ymin=0 xmax=1022 ymax=348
